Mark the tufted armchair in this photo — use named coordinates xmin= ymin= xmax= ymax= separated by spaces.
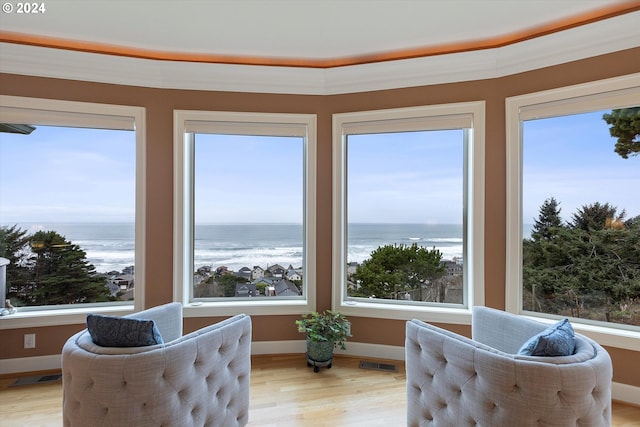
xmin=405 ymin=306 xmax=612 ymax=427
xmin=62 ymin=302 xmax=252 ymax=427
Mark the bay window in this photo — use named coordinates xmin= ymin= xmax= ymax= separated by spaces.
xmin=173 ymin=110 xmax=316 ymax=316
xmin=0 ymin=95 xmax=145 ymax=327
xmin=506 ymin=73 xmax=640 ymax=346
xmin=332 ymin=102 xmax=485 ymax=322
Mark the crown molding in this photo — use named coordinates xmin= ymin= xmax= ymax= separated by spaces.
xmin=0 ymin=43 xmax=328 ymax=95
xmin=1 ymin=11 xmax=638 ymax=95
xmin=495 ymin=11 xmax=640 ymax=78
xmin=324 ymin=11 xmax=640 ymax=94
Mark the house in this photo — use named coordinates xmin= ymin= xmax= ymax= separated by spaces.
xmin=112 ymin=274 xmax=134 ymax=291
xmin=235 ymin=267 xmax=252 ymax=281
xmin=252 ymin=277 xmax=277 ymax=295
xmin=251 ymin=266 xmax=265 ymax=281
xmin=267 ymin=264 xmax=285 ymax=278
xmin=215 ymin=266 xmax=230 ymax=275
xmin=285 ymin=266 xmax=302 ymax=281
xmin=442 ymin=261 xmax=462 ymax=277
xmin=252 ymin=277 xmax=301 ymax=297
xmin=106 ymin=274 xmax=135 ymax=296
xmin=235 ymin=283 xmax=257 ymax=298
xmin=273 ymin=279 xmax=301 ymax=297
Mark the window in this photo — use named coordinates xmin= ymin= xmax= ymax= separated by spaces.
xmin=174 ymin=110 xmax=316 ymax=316
xmin=0 ymin=96 xmax=145 ymax=327
xmin=332 ymin=102 xmax=485 ymax=322
xmin=506 ymin=74 xmax=640 ymax=343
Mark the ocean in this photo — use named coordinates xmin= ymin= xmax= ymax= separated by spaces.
xmin=16 ymin=222 xmax=136 ymax=274
xmin=11 ymin=222 xmax=465 ymax=273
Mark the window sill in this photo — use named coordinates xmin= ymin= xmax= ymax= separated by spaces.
xmin=333 ymin=299 xmax=473 ymax=325
xmin=183 ymin=298 xmax=314 ymax=318
xmin=0 ymin=305 xmax=135 ymax=329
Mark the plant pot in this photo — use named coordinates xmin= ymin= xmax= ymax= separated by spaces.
xmin=306 ymin=338 xmax=334 ymax=363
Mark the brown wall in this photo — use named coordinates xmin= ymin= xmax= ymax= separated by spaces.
xmin=1 ymin=47 xmax=639 ymax=387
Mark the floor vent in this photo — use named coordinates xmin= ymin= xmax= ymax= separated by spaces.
xmin=359 ymin=360 xmax=398 ymax=372
xmin=11 ymin=374 xmax=62 ymax=387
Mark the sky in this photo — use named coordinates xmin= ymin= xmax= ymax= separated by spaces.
xmin=347 ymin=129 xmax=464 ymax=224
xmin=194 ymin=134 xmax=303 ymax=223
xmin=1 ymin=109 xmax=638 ymax=226
xmin=0 ymin=126 xmax=135 ymax=224
xmin=522 ymin=109 xmax=639 ymax=225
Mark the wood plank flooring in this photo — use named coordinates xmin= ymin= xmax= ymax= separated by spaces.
xmin=1 ymin=354 xmax=638 ymax=426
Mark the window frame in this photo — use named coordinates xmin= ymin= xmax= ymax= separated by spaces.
xmin=332 ymin=102 xmax=485 ymax=324
xmin=0 ymin=95 xmax=146 ymax=329
xmin=505 ymin=73 xmax=640 ymax=350
xmin=173 ymin=110 xmax=317 ymax=317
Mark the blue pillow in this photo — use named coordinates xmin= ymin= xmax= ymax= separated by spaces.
xmin=517 ymin=318 xmax=576 ymax=356
xmin=87 ymin=314 xmax=163 ymax=347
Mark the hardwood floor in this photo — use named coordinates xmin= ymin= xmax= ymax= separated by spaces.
xmin=1 ymin=354 xmax=638 ymax=426
xmin=249 ymin=355 xmax=406 ymax=426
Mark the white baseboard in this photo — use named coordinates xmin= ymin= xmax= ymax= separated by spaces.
xmin=3 ymin=342 xmax=638 ymax=406
xmin=0 ymin=354 xmax=61 ymax=375
xmin=251 ymin=340 xmax=306 ymax=355
xmin=612 ymin=382 xmax=640 ymax=407
xmin=250 ymin=340 xmax=406 ymax=361
xmin=332 ymin=341 xmax=406 ymax=361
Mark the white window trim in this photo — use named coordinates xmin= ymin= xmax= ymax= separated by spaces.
xmin=505 ymin=73 xmax=640 ymax=351
xmin=0 ymin=95 xmax=146 ymax=329
xmin=173 ymin=110 xmax=317 ymax=317
xmin=332 ymin=102 xmax=485 ymax=324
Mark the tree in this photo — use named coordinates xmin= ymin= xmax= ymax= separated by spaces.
xmin=194 ymin=275 xmax=217 ymax=298
xmin=0 ymin=225 xmax=34 ymax=290
xmin=351 ymin=243 xmax=444 ymax=301
xmin=570 ymin=202 xmax=624 ymax=232
xmin=602 ymin=107 xmax=640 ymax=159
xmin=216 ymin=273 xmax=247 ymax=297
xmin=523 ymin=198 xmax=640 ymax=325
xmin=531 ymin=197 xmax=563 ymax=240
xmin=26 ymin=230 xmax=112 ymax=305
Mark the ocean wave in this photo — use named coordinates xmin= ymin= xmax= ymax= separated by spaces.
xmin=194 ymin=255 xmax=302 ymax=270
xmin=194 ymin=246 xmax=304 ymax=271
xmin=347 ymin=244 xmax=463 ymax=265
xmin=403 ymin=237 xmax=463 ymax=243
xmin=77 ymin=240 xmax=135 ymax=249
xmin=85 ymin=251 xmax=135 ymax=273
xmin=15 ymin=223 xmax=464 ymax=274
xmin=425 ymin=237 xmax=463 ymax=243
xmin=86 ymin=250 xmax=135 ymax=260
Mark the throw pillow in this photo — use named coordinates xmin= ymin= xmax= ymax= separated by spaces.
xmin=87 ymin=314 xmax=164 ymax=347
xmin=517 ymin=318 xmax=576 ymax=356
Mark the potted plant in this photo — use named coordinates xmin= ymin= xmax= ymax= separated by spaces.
xmin=296 ymin=310 xmax=351 ymax=372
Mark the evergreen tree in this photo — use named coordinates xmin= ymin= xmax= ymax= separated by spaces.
xmin=570 ymin=202 xmax=624 ymax=232
xmin=602 ymin=107 xmax=640 ymax=159
xmin=27 ymin=230 xmax=112 ymax=305
xmin=352 ymin=243 xmax=444 ymax=300
xmin=216 ymin=273 xmax=247 ymax=297
xmin=0 ymin=225 xmax=34 ymax=293
xmin=531 ymin=197 xmax=563 ymax=240
xmin=523 ymin=198 xmax=640 ymax=325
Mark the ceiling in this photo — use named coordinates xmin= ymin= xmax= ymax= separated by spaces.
xmin=1 ymin=0 xmax=638 ymax=68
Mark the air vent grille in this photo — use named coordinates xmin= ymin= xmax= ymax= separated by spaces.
xmin=359 ymin=360 xmax=398 ymax=372
xmin=11 ymin=374 xmax=62 ymax=387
